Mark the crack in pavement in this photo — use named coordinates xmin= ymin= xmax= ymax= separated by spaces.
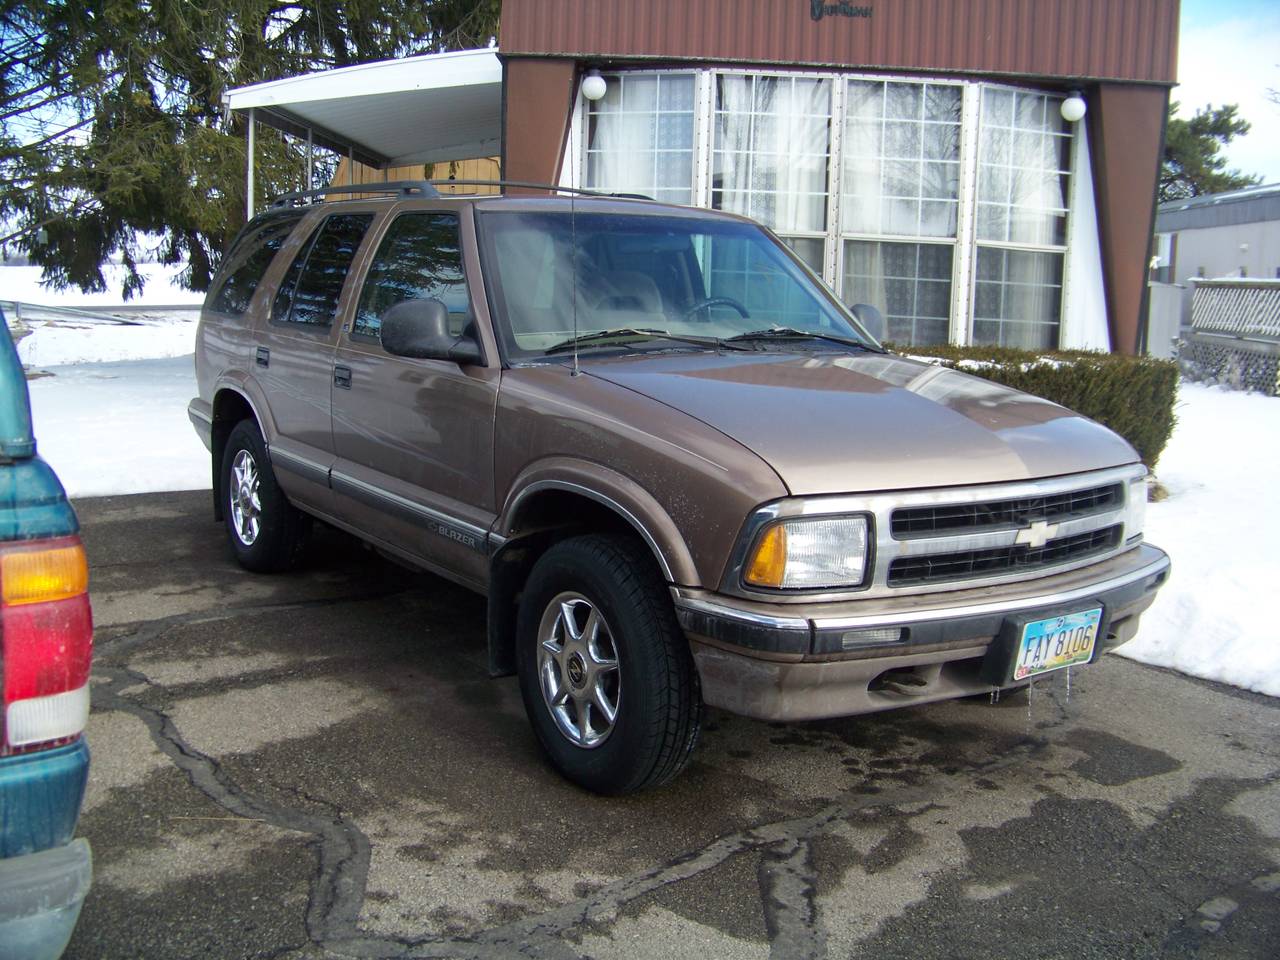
xmin=759 ymin=840 xmax=826 ymax=960
xmin=90 ymin=602 xmax=1075 ymax=960
xmin=425 ymin=749 xmax=1046 ymax=960
xmin=92 ymin=664 xmax=373 ymax=946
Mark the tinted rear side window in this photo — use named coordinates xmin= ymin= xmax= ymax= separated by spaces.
xmin=272 ymin=213 xmax=373 ymax=327
xmin=207 ymin=212 xmax=304 ymax=316
xmin=354 ymin=213 xmax=470 ymax=339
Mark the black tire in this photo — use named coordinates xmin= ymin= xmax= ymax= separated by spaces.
xmin=220 ymin=419 xmax=310 ymax=573
xmin=516 ymin=534 xmax=702 ymax=795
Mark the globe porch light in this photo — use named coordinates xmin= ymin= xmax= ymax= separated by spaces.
xmin=581 ymin=70 xmax=607 ymax=102
xmin=1060 ymin=92 xmax=1087 ymax=123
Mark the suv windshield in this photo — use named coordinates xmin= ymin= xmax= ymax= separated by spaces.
xmin=477 ymin=210 xmax=876 ymax=359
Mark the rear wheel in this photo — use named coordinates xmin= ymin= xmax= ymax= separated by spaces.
xmin=221 ymin=419 xmax=309 ymax=572
xmin=516 ymin=534 xmax=702 ymax=794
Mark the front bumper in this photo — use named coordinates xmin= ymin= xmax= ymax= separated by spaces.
xmin=674 ymin=543 xmax=1170 ymax=721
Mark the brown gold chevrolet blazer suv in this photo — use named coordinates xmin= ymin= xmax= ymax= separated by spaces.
xmin=189 ymin=183 xmax=1170 ymax=794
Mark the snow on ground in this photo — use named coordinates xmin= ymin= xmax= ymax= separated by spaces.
xmin=14 ymin=311 xmax=1280 ymax=698
xmin=0 ymin=262 xmax=204 ymax=308
xmin=2 ymin=262 xmax=202 ymax=366
xmin=27 ymin=356 xmax=209 ymax=497
xmin=16 ymin=314 xmax=199 ymax=367
xmin=1115 ymin=383 xmax=1280 ymax=698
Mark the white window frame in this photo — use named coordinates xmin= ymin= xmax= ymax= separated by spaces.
xmin=574 ymin=69 xmax=701 ymax=206
xmin=967 ymin=82 xmax=1073 ymax=350
xmin=569 ymin=68 xmax=1078 ymax=347
xmin=831 ymin=73 xmax=968 ymax=346
xmin=708 ymin=67 xmax=838 ymax=280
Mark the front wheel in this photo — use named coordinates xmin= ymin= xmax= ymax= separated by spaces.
xmin=221 ymin=419 xmax=310 ymax=573
xmin=516 ymin=534 xmax=702 ymax=794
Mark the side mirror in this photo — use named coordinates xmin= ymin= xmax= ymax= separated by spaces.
xmin=380 ymin=298 xmax=483 ymax=365
xmin=850 ymin=303 xmax=886 ymax=343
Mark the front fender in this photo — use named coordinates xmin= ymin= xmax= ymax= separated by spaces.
xmin=498 ymin=457 xmax=700 ymax=586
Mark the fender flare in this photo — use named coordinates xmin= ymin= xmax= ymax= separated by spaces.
xmin=498 ymin=458 xmax=701 ymax=587
xmin=212 ymin=374 xmax=274 ymax=444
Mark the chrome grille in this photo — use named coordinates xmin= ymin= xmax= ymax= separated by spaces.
xmin=887 ymin=525 xmax=1123 ymax=587
xmin=724 ymin=465 xmax=1145 ymax=603
xmin=891 ymin=483 xmax=1122 ymax=539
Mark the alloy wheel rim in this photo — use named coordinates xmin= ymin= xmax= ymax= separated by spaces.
xmin=229 ymin=449 xmax=262 ymax=546
xmin=537 ymin=592 xmax=621 ymax=749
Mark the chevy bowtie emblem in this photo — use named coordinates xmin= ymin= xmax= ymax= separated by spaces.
xmin=1015 ymin=519 xmax=1058 ymax=550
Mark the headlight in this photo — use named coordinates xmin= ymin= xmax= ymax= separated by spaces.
xmin=1125 ymin=474 xmax=1148 ymax=542
xmin=744 ymin=516 xmax=869 ymax=590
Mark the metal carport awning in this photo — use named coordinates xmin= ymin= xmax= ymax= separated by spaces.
xmin=224 ymin=48 xmax=503 ymax=216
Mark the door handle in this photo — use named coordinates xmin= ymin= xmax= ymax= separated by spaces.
xmin=255 ymin=347 xmax=270 ymax=368
xmin=333 ymin=365 xmax=352 ymax=389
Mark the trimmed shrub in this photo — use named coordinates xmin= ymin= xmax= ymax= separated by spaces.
xmin=889 ymin=344 xmax=1179 ymax=470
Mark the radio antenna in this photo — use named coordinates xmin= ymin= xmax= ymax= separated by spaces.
xmin=570 ymin=190 xmax=580 ymax=377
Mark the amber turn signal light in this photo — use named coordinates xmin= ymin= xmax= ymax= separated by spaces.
xmin=1 ymin=539 xmax=89 ymax=606
xmin=744 ymin=523 xmax=788 ymax=588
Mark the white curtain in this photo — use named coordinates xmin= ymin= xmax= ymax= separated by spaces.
xmin=715 ymin=76 xmax=830 ymax=234
xmin=977 ymin=88 xmax=1069 ymax=247
xmin=844 ymin=80 xmax=961 ymax=240
xmin=588 ymin=76 xmax=658 ymax=193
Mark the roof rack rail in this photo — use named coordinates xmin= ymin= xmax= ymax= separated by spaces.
xmin=425 ymin=179 xmax=654 ymax=201
xmin=269 ymin=181 xmax=441 ymax=207
xmin=268 ymin=179 xmax=654 ymax=208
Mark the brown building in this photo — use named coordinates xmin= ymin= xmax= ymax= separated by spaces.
xmin=500 ymin=0 xmax=1177 ymax=354
xmin=227 ymin=1 xmax=1178 ymax=354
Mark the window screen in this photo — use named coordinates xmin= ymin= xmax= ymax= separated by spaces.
xmin=353 ymin=213 xmax=470 ymax=339
xmin=272 ymin=213 xmax=373 ymax=327
xmin=207 ymin=212 xmax=304 ymax=316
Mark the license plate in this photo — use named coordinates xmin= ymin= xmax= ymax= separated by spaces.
xmin=1013 ymin=608 xmax=1101 ymax=680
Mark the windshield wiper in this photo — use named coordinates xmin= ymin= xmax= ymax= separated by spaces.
xmin=725 ymin=327 xmax=882 ymax=352
xmin=545 ymin=327 xmax=744 ymax=355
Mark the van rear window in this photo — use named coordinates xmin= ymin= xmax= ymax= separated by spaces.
xmin=207 ymin=212 xmax=304 ymax=316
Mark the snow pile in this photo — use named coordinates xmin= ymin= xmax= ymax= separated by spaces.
xmin=27 ymin=356 xmax=209 ymax=497
xmin=1116 ymin=383 xmax=1280 ymax=698
xmin=17 ymin=315 xmax=199 ymax=367
xmin=0 ymin=262 xmax=204 ymax=307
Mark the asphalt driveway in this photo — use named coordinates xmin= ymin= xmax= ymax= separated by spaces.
xmin=66 ymin=491 xmax=1280 ymax=959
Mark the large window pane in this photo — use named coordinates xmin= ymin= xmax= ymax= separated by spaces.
xmin=843 ymin=80 xmax=960 ymax=239
xmin=843 ymin=240 xmax=952 ymax=345
xmin=972 ymin=247 xmax=1063 ymax=349
xmin=586 ymin=74 xmax=695 ymax=205
xmin=713 ymin=75 xmax=832 ymax=235
xmin=976 ymin=89 xmax=1070 ymax=247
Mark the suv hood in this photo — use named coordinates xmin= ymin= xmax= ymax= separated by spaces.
xmin=584 ymin=352 xmax=1137 ymax=495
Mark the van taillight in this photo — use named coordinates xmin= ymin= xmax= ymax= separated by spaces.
xmin=0 ymin=536 xmax=93 ymax=753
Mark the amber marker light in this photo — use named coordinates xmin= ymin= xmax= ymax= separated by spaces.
xmin=1 ymin=538 xmax=89 ymax=606
xmin=744 ymin=523 xmax=788 ymax=588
